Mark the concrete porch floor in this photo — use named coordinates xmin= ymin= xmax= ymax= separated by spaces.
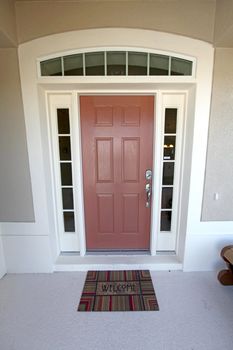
xmin=0 ymin=271 xmax=233 ymax=350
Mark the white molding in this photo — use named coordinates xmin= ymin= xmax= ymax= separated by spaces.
xmin=0 ymin=228 xmax=6 ymax=278
xmin=73 ymin=93 xmax=86 ymax=256
xmin=37 ymin=75 xmax=196 ymax=85
xmin=150 ymin=91 xmax=162 ymax=255
xmin=15 ymin=28 xmax=220 ymax=272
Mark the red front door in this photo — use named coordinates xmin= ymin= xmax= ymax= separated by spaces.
xmin=80 ymin=96 xmax=154 ymax=250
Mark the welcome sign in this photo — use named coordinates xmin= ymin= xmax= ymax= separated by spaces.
xmin=96 ymin=281 xmax=140 ymax=295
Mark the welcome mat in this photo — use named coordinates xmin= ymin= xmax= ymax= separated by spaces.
xmin=78 ymin=270 xmax=159 ymax=312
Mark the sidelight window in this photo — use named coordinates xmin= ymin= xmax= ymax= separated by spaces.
xmin=57 ymin=108 xmax=75 ymax=233
xmin=160 ymin=108 xmax=177 ymax=232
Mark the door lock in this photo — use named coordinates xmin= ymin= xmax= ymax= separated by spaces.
xmin=145 ymin=183 xmax=151 ymax=208
xmin=145 ymin=169 xmax=152 ymax=180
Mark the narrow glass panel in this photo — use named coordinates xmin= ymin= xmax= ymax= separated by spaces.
xmin=64 ymin=54 xmax=83 ymax=76
xmin=59 ymin=136 xmax=71 ymax=160
xmin=57 ymin=109 xmax=70 ymax=134
xmin=128 ymin=52 xmax=147 ymax=75
xmin=63 ymin=212 xmax=75 ymax=232
xmin=60 ymin=163 xmax=73 ymax=186
xmin=171 ymin=57 xmax=192 ymax=76
xmin=160 ymin=211 xmax=172 ymax=231
xmin=163 ymin=136 xmax=176 ymax=160
xmin=165 ymin=108 xmax=177 ymax=133
xmin=85 ymin=52 xmax=105 ymax=75
xmin=161 ymin=187 xmax=173 ymax=209
xmin=107 ymin=51 xmax=126 ymax=75
xmin=150 ymin=54 xmax=169 ymax=75
xmin=40 ymin=58 xmax=62 ymax=76
xmin=62 ymin=188 xmax=74 ymax=209
xmin=162 ymin=162 xmax=174 ymax=185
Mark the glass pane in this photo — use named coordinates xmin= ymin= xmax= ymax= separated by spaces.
xmin=63 ymin=212 xmax=75 ymax=232
xmin=150 ymin=54 xmax=169 ymax=75
xmin=160 ymin=211 xmax=172 ymax=231
xmin=107 ymin=51 xmax=126 ymax=75
xmin=64 ymin=54 xmax=83 ymax=76
xmin=165 ymin=108 xmax=177 ymax=133
xmin=163 ymin=162 xmax=174 ymax=185
xmin=161 ymin=187 xmax=173 ymax=209
xmin=40 ymin=58 xmax=62 ymax=76
xmin=60 ymin=163 xmax=73 ymax=186
xmin=62 ymin=188 xmax=74 ymax=209
xmin=164 ymin=136 xmax=176 ymax=160
xmin=128 ymin=52 xmax=147 ymax=75
xmin=85 ymin=52 xmax=105 ymax=75
xmin=57 ymin=109 xmax=70 ymax=134
xmin=59 ymin=136 xmax=71 ymax=160
xmin=171 ymin=57 xmax=192 ymax=76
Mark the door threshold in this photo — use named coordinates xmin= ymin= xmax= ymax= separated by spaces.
xmin=54 ymin=253 xmax=182 ymax=271
xmin=86 ymin=250 xmax=150 ymax=256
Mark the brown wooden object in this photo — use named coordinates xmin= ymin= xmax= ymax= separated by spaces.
xmin=218 ymin=245 xmax=233 ymax=285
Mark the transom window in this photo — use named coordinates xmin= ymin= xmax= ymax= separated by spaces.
xmin=40 ymin=50 xmax=194 ymax=77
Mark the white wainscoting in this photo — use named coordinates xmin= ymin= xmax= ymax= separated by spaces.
xmin=2 ymin=235 xmax=53 ymax=273
xmin=0 ymin=232 xmax=6 ymax=278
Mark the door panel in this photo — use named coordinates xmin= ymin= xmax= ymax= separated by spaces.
xmin=96 ymin=138 xmax=114 ymax=182
xmin=80 ymin=95 xmax=154 ymax=250
xmin=122 ymin=194 xmax=139 ymax=233
xmin=97 ymin=194 xmax=114 ymax=233
xmin=122 ymin=138 xmax=140 ymax=182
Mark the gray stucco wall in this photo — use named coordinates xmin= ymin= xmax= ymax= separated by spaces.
xmin=0 ymin=48 xmax=34 ymax=222
xmin=202 ymin=48 xmax=233 ymax=221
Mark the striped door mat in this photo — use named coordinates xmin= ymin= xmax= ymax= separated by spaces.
xmin=78 ymin=270 xmax=159 ymax=312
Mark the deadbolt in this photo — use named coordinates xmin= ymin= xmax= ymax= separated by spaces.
xmin=145 ymin=169 xmax=152 ymax=180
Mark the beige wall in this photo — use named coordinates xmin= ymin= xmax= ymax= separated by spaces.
xmin=0 ymin=48 xmax=34 ymax=222
xmin=0 ymin=0 xmax=17 ymax=47
xmin=214 ymin=0 xmax=233 ymax=47
xmin=15 ymin=0 xmax=216 ymax=44
xmin=0 ymin=2 xmax=34 ymax=222
xmin=202 ymin=48 xmax=233 ymax=221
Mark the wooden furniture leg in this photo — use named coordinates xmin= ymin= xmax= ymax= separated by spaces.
xmin=218 ymin=269 xmax=233 ymax=286
xmin=218 ymin=246 xmax=233 ymax=286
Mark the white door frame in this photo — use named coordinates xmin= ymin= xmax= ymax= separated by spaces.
xmin=15 ymin=29 xmax=214 ymax=271
xmin=47 ymin=89 xmax=187 ymax=256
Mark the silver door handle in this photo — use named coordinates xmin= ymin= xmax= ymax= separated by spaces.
xmin=145 ymin=183 xmax=151 ymax=208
